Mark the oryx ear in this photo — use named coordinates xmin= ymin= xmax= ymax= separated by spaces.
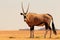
xmin=20 ymin=13 xmax=23 ymax=15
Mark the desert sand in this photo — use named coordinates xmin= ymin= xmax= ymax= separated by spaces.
xmin=0 ymin=30 xmax=60 ymax=40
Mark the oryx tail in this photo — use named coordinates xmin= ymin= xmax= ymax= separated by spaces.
xmin=52 ymin=19 xmax=57 ymax=35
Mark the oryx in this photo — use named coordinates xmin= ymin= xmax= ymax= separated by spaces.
xmin=20 ymin=3 xmax=57 ymax=38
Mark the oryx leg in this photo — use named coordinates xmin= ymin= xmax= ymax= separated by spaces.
xmin=30 ymin=26 xmax=34 ymax=38
xmin=48 ymin=26 xmax=52 ymax=38
xmin=44 ymin=29 xmax=48 ymax=38
xmin=44 ymin=23 xmax=48 ymax=38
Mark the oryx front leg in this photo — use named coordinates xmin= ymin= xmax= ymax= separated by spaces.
xmin=30 ymin=26 xmax=34 ymax=38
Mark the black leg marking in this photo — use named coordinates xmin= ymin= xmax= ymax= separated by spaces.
xmin=48 ymin=27 xmax=51 ymax=30
xmin=30 ymin=27 xmax=34 ymax=31
xmin=44 ymin=23 xmax=49 ymax=38
xmin=30 ymin=26 xmax=34 ymax=38
xmin=45 ymin=22 xmax=49 ymax=30
xmin=45 ymin=23 xmax=52 ymax=38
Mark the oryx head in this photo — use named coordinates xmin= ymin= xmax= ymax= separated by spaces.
xmin=20 ymin=3 xmax=29 ymax=19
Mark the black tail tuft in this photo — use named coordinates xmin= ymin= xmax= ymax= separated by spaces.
xmin=52 ymin=20 xmax=57 ymax=35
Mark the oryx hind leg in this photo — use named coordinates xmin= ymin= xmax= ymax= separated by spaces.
xmin=48 ymin=26 xmax=52 ymax=38
xmin=30 ymin=26 xmax=34 ymax=38
xmin=44 ymin=29 xmax=48 ymax=38
xmin=44 ymin=23 xmax=49 ymax=38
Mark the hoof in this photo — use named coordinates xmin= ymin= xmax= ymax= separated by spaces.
xmin=44 ymin=36 xmax=46 ymax=38
xmin=30 ymin=37 xmax=34 ymax=38
xmin=49 ymin=37 xmax=51 ymax=38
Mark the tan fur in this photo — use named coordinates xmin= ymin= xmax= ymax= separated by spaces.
xmin=24 ymin=12 xmax=52 ymax=27
xmin=20 ymin=3 xmax=55 ymax=38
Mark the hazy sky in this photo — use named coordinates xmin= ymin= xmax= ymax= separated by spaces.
xmin=0 ymin=0 xmax=60 ymax=30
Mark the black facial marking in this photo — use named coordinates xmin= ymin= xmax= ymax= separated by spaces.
xmin=20 ymin=13 xmax=23 ymax=15
xmin=20 ymin=13 xmax=27 ymax=19
xmin=24 ymin=16 xmax=26 ymax=19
